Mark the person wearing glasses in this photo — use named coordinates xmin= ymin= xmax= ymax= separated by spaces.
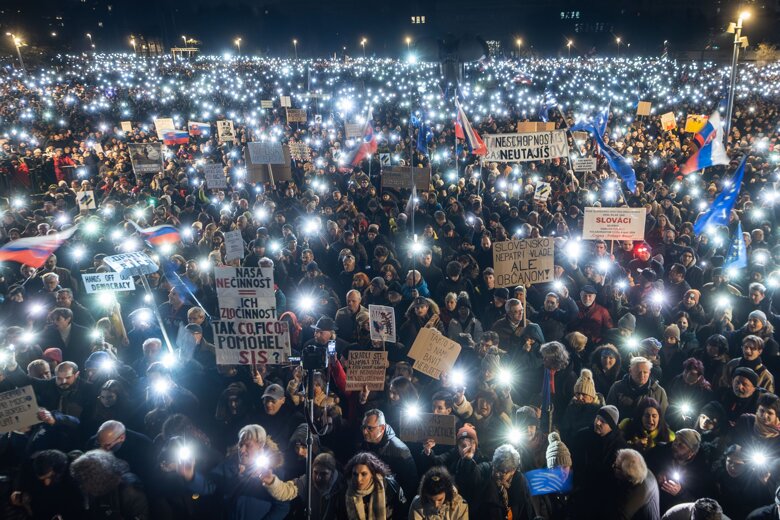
xmin=359 ymin=409 xmax=417 ymax=504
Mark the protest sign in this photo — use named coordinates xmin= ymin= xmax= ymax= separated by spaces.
xmin=572 ymin=157 xmax=597 ymax=172
xmin=660 ymin=112 xmax=677 ymax=131
xmin=224 ymin=230 xmax=245 ymax=262
xmin=493 ymin=238 xmax=554 ymax=288
xmin=288 ymin=141 xmax=312 ymax=162
xmin=379 ymin=153 xmax=391 ymax=166
xmin=408 ymin=328 xmax=461 ymax=380
xmin=345 ymin=350 xmax=388 ymax=391
xmin=0 ymin=386 xmax=40 ymax=434
xmin=572 ymin=131 xmax=589 ymax=143
xmin=92 ymin=143 xmax=104 ymax=155
xmin=248 ymin=141 xmax=286 ymax=165
xmin=286 ymin=108 xmax=307 ymax=123
xmin=534 ymin=182 xmax=551 ymax=202
xmin=400 ymin=413 xmax=457 ymax=446
xmin=685 ymin=114 xmax=709 ymax=133
xmin=260 ymin=100 xmax=273 ymax=109
xmin=244 ymin=145 xmax=292 ymax=183
xmin=516 ymin=121 xmax=538 ymax=133
xmin=345 ymin=123 xmax=364 ymax=138
xmin=120 ymin=121 xmax=132 ymax=133
xmin=369 ymin=305 xmax=396 ymax=343
xmin=128 ymin=143 xmax=163 ymax=174
xmin=213 ymin=266 xmax=290 ymax=365
xmin=76 ymin=190 xmax=97 ymax=210
xmin=154 ymin=117 xmax=175 ymax=140
xmin=380 ymin=166 xmax=431 ymax=191
xmin=280 ymin=96 xmax=292 ymax=108
xmin=583 ymin=207 xmax=647 ymax=241
xmin=203 ymin=163 xmax=227 ymax=189
xmin=217 ymin=120 xmax=235 ymax=143
xmin=104 ymin=251 xmax=159 ymax=277
xmin=82 ymin=272 xmax=136 ymax=294
xmin=314 ymin=115 xmax=323 ymax=124
xmin=484 ymin=131 xmax=568 ymax=163
xmin=636 ymin=101 xmax=652 ymax=116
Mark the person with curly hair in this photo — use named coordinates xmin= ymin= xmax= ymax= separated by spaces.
xmin=70 ymin=449 xmax=149 ymax=519
xmin=409 ymin=466 xmax=468 ymax=519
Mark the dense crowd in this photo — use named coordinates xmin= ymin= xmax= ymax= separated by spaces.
xmin=1 ymin=53 xmax=780 ymax=519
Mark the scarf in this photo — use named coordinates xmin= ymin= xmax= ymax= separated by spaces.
xmin=347 ymin=476 xmax=388 ymax=520
xmin=754 ymin=417 xmax=780 ymax=439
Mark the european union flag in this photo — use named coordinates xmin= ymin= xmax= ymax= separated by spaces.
xmin=411 ymin=112 xmax=434 ymax=156
xmin=525 ymin=466 xmax=573 ymax=496
xmin=573 ymin=120 xmax=636 ymax=193
xmin=538 ymin=88 xmax=557 ymax=123
xmin=693 ymin=156 xmax=747 ymax=235
xmin=724 ymin=221 xmax=748 ymax=270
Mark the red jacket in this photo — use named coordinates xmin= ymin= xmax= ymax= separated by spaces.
xmin=571 ymin=302 xmax=614 ymax=344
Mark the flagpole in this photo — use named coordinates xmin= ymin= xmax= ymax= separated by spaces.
xmin=171 ymin=271 xmax=212 ymax=319
xmin=140 ymin=274 xmax=175 ymax=354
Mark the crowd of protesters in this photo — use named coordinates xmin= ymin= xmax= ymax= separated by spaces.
xmin=0 ymin=53 xmax=780 ymax=519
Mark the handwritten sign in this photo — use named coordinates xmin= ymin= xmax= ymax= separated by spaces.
xmin=369 ymin=305 xmax=396 ymax=343
xmin=636 ymin=101 xmax=652 ymax=116
xmin=583 ymin=207 xmax=647 ymax=241
xmin=408 ymin=328 xmax=461 ymax=380
xmin=345 ymin=350 xmax=388 ymax=391
xmin=572 ymin=157 xmax=597 ymax=172
xmin=484 ymin=131 xmax=568 ymax=163
xmin=400 ymin=413 xmax=457 ymax=445
xmin=82 ymin=273 xmax=136 ymax=294
xmin=280 ymin=96 xmax=292 ymax=108
xmin=103 ymin=252 xmax=159 ymax=277
xmin=660 ymin=112 xmax=677 ymax=132
xmin=0 ymin=386 xmax=40 ymax=434
xmin=224 ymin=230 xmax=245 ymax=262
xmin=261 ymin=100 xmax=273 ymax=109
xmin=203 ymin=163 xmax=227 ymax=189
xmin=381 ymin=166 xmax=431 ymax=191
xmin=248 ymin=142 xmax=286 ymax=165
xmin=154 ymin=117 xmax=175 ymax=140
xmin=286 ymin=108 xmax=307 ymax=123
xmin=493 ymin=238 xmax=554 ymax=288
xmin=120 ymin=121 xmax=132 ymax=133
xmin=345 ymin=123 xmax=364 ymax=138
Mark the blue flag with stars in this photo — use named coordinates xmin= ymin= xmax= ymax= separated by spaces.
xmin=693 ymin=156 xmax=747 ymax=235
xmin=724 ymin=221 xmax=748 ymax=270
xmin=538 ymin=88 xmax=557 ymax=122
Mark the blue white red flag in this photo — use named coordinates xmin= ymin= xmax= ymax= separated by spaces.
xmin=0 ymin=226 xmax=79 ymax=268
xmin=454 ymin=99 xmax=487 ymax=155
xmin=188 ymin=121 xmax=210 ymax=136
xmin=132 ymin=223 xmax=182 ymax=246
xmin=163 ymin=130 xmax=190 ymax=145
xmin=681 ymin=110 xmax=729 ymax=175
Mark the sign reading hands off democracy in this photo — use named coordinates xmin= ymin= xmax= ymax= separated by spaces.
xmin=493 ymin=238 xmax=554 ymax=288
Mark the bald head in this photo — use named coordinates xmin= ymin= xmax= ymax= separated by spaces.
xmin=97 ymin=420 xmax=126 ymax=452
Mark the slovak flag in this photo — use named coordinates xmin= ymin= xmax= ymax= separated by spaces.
xmin=346 ymin=110 xmax=378 ymax=167
xmin=681 ymin=110 xmax=729 ymax=175
xmin=0 ymin=226 xmax=79 ymax=268
xmin=131 ymin=223 xmax=181 ymax=246
xmin=188 ymin=121 xmax=210 ymax=136
xmin=455 ymin=99 xmax=487 ymax=155
xmin=163 ymin=130 xmax=190 ymax=145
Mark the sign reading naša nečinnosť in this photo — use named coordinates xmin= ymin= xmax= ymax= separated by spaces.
xmin=213 ymin=266 xmax=290 ymax=365
xmin=493 ymin=238 xmax=554 ymax=288
xmin=582 ymin=207 xmax=647 ymax=241
xmin=484 ymin=131 xmax=568 ymax=163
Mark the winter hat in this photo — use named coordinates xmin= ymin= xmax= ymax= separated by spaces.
xmin=370 ymin=277 xmax=386 ymax=289
xmin=640 ymin=338 xmax=662 ymax=355
xmin=617 ymin=313 xmax=636 ymax=332
xmin=684 ymin=289 xmax=701 ymax=304
xmin=457 ymin=423 xmax=478 ymax=444
xmin=566 ymin=332 xmax=588 ymax=352
xmin=515 ymin=406 xmax=540 ymax=428
xmin=749 ymin=310 xmax=768 ymax=328
xmin=733 ymin=367 xmax=759 ymax=387
xmin=664 ymin=324 xmax=681 ymax=342
xmin=597 ymin=405 xmax=620 ymax=430
xmin=699 ymin=401 xmax=726 ymax=425
xmin=573 ymin=369 xmax=597 ymax=400
xmin=675 ymin=428 xmax=701 ymax=453
xmin=43 ymin=348 xmax=63 ymax=364
xmin=85 ymin=351 xmax=111 ymax=370
xmin=481 ymin=348 xmax=501 ymax=373
xmin=546 ymin=432 xmax=573 ymax=468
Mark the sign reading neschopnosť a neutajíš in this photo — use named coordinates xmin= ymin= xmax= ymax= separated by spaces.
xmin=0 ymin=385 xmax=40 ymax=434
xmin=493 ymin=238 xmax=554 ymax=288
xmin=82 ymin=273 xmax=136 ymax=294
xmin=104 ymin=252 xmax=159 ymax=277
xmin=213 ymin=266 xmax=290 ymax=365
xmin=407 ymin=328 xmax=461 ymax=380
xmin=381 ymin=166 xmax=431 ymax=191
xmin=484 ymin=131 xmax=568 ymax=163
xmin=582 ymin=207 xmax=647 ymax=241
xmin=400 ymin=413 xmax=457 ymax=446
xmin=346 ymin=350 xmax=388 ymax=391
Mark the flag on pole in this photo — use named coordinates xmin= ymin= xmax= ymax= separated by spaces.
xmin=0 ymin=226 xmax=79 ymax=268
xmin=345 ymin=109 xmax=377 ymax=167
xmin=131 ymin=223 xmax=182 ymax=246
xmin=572 ymin=121 xmax=636 ymax=193
xmin=724 ymin=221 xmax=748 ymax=270
xmin=188 ymin=122 xmax=210 ymax=136
xmin=680 ymin=110 xmax=729 ymax=175
xmin=454 ymin=99 xmax=487 ymax=155
xmin=538 ymin=89 xmax=557 ymax=122
xmin=412 ymin=114 xmax=434 ymax=157
xmin=163 ymin=131 xmax=190 ymax=145
xmin=693 ymin=156 xmax=747 ymax=235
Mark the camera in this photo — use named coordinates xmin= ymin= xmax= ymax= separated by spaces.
xmin=302 ymin=344 xmax=328 ymax=370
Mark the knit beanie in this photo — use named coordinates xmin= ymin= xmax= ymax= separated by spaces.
xmin=733 ymin=366 xmax=759 ymax=387
xmin=597 ymin=405 xmax=619 ymax=430
xmin=457 ymin=423 xmax=478 ymax=445
xmin=546 ymin=432 xmax=573 ymax=468
xmin=515 ymin=406 xmax=540 ymax=428
xmin=685 ymin=289 xmax=701 ymax=304
xmin=675 ymin=428 xmax=701 ymax=453
xmin=573 ymin=369 xmax=597 ymax=400
xmin=664 ymin=324 xmax=681 ymax=341
xmin=749 ymin=310 xmax=769 ymax=328
xmin=617 ymin=313 xmax=636 ymax=332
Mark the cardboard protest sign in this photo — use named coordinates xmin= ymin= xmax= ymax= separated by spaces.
xmin=127 ymin=143 xmax=163 ymax=174
xmin=345 ymin=123 xmax=364 ymax=138
xmin=82 ymin=272 xmax=136 ymax=294
xmin=381 ymin=166 xmax=431 ymax=191
xmin=534 ymin=182 xmax=551 ymax=202
xmin=582 ymin=207 xmax=647 ymax=241
xmin=572 ymin=131 xmax=590 ymax=143
xmin=572 ymin=157 xmax=597 ymax=172
xmin=213 ymin=266 xmax=290 ymax=364
xmin=660 ymin=112 xmax=677 ymax=131
xmin=493 ymin=238 xmax=554 ymax=288
xmin=408 ymin=328 xmax=461 ymax=380
xmin=0 ymin=386 xmax=40 ymax=433
xmin=484 ymin=131 xmax=568 ymax=163
xmin=516 ymin=121 xmax=538 ymax=133
xmin=400 ymin=413 xmax=457 ymax=446
xmin=217 ymin=120 xmax=235 ymax=143
xmin=280 ymin=96 xmax=292 ymax=107
xmin=92 ymin=143 xmax=104 ymax=155
xmin=203 ymin=163 xmax=227 ymax=189
xmin=260 ymin=100 xmax=273 ymax=109
xmin=345 ymin=350 xmax=388 ymax=391
xmin=224 ymin=230 xmax=245 ymax=262
xmin=685 ymin=114 xmax=709 ymax=133
xmin=154 ymin=117 xmax=175 ymax=140
xmin=369 ymin=305 xmax=396 ymax=343
xmin=286 ymin=108 xmax=307 ymax=123
xmin=121 ymin=121 xmax=132 ymax=133
xmin=244 ymin=145 xmax=292 ymax=183
xmin=288 ymin=141 xmax=312 ymax=162
xmin=104 ymin=251 xmax=159 ymax=277
xmin=636 ymin=101 xmax=652 ymax=116
xmin=76 ymin=190 xmax=97 ymax=210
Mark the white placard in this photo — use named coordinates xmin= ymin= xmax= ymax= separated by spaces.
xmin=660 ymin=112 xmax=677 ymax=132
xmin=248 ymin=141 xmax=285 ymax=165
xmin=76 ymin=190 xmax=97 ymax=210
xmin=104 ymin=252 xmax=159 ymax=277
xmin=345 ymin=123 xmax=364 ymax=139
xmin=120 ymin=121 xmax=132 ymax=133
xmin=280 ymin=96 xmax=292 ymax=108
xmin=154 ymin=117 xmax=176 ymax=141
xmin=582 ymin=207 xmax=647 ymax=241
xmin=379 ymin=153 xmax=391 ymax=166
xmin=484 ymin=131 xmax=568 ymax=163
xmin=82 ymin=272 xmax=136 ymax=294
xmin=224 ymin=230 xmax=245 ymax=262
xmin=217 ymin=120 xmax=235 ymax=143
xmin=203 ymin=163 xmax=227 ymax=189
xmin=314 ymin=115 xmax=323 ymax=124
xmin=572 ymin=157 xmax=597 ymax=172
xmin=369 ymin=305 xmax=396 ymax=343
xmin=0 ymin=386 xmax=40 ymax=433
xmin=261 ymin=100 xmax=273 ymax=109
xmin=534 ymin=182 xmax=551 ymax=202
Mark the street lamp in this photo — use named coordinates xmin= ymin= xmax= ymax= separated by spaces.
xmin=516 ymin=38 xmax=523 ymax=57
xmin=406 ymin=36 xmax=411 ymax=51
xmin=293 ymin=39 xmax=298 ymax=59
xmin=6 ymin=33 xmax=26 ymax=75
xmin=361 ymin=38 xmax=367 ymax=58
xmin=182 ymin=35 xmax=187 ymax=46
xmin=86 ymin=32 xmax=94 ymax=50
xmin=567 ymin=40 xmax=573 ymax=58
xmin=130 ymin=36 xmax=136 ymax=54
xmin=234 ymin=37 xmax=241 ymax=56
xmin=725 ymin=10 xmax=751 ymax=136
xmin=616 ymin=37 xmax=621 ymax=57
